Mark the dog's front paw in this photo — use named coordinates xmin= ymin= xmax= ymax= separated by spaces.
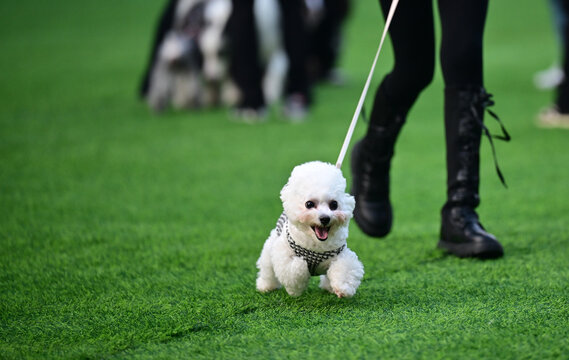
xmin=284 ymin=287 xmax=304 ymax=297
xmin=320 ymin=276 xmax=352 ymax=298
xmin=280 ymin=257 xmax=310 ymax=297
xmin=332 ymin=283 xmax=356 ymax=298
xmin=319 ymin=275 xmax=333 ymax=293
xmin=326 ymin=249 xmax=364 ymax=298
xmin=256 ymin=276 xmax=280 ymax=293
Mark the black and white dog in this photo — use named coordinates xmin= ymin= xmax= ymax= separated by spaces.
xmin=141 ymin=0 xmax=233 ymax=111
xmin=139 ymin=0 xmax=349 ymax=114
xmin=141 ymin=0 xmax=287 ymax=112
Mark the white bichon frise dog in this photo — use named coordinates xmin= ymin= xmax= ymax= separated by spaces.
xmin=256 ymin=161 xmax=364 ymax=297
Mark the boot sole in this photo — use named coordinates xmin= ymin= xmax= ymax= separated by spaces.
xmin=351 ymin=141 xmax=392 ymax=238
xmin=437 ymin=239 xmax=504 ymax=259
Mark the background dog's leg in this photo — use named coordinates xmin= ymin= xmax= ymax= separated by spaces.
xmin=263 ymin=50 xmax=288 ymax=104
xmin=172 ymin=70 xmax=201 ymax=109
xmin=147 ymin=60 xmax=173 ymax=112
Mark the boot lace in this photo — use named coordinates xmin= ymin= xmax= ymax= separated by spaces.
xmin=470 ymin=90 xmax=511 ymax=187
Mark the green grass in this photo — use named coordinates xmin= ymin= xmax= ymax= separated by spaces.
xmin=1 ymin=1 xmax=568 ymax=359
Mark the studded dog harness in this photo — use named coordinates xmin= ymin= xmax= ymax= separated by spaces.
xmin=275 ymin=213 xmax=345 ymax=276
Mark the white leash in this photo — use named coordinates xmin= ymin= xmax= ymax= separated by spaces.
xmin=335 ymin=0 xmax=400 ymax=169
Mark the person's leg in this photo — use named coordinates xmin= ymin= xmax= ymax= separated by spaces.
xmin=308 ymin=0 xmax=351 ymax=83
xmin=278 ymin=0 xmax=312 ymax=119
xmin=228 ymin=0 xmax=265 ymax=112
xmin=555 ymin=0 xmax=569 ymax=112
xmin=351 ymin=0 xmax=435 ymax=237
xmin=438 ymin=0 xmax=485 ymax=88
xmin=437 ymin=0 xmax=503 ymax=258
xmin=538 ymin=0 xmax=569 ymax=128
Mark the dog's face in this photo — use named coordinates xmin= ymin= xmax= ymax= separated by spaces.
xmin=280 ymin=161 xmax=355 ymax=243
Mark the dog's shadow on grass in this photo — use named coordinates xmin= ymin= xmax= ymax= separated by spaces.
xmin=247 ymin=247 xmax=509 ymax=314
xmin=249 ymin=283 xmax=427 ymax=315
xmin=250 ymin=283 xmax=366 ymax=310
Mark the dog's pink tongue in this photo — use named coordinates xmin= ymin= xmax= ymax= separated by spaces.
xmin=315 ymin=226 xmax=329 ymax=240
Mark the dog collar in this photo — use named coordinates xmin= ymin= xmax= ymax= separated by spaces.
xmin=275 ymin=213 xmax=345 ymax=276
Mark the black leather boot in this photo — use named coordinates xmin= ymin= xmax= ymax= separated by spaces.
xmin=351 ymin=82 xmax=407 ymax=238
xmin=438 ymin=86 xmax=504 ymax=259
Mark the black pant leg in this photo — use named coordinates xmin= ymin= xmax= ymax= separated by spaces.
xmin=228 ymin=0 xmax=265 ymax=109
xmin=556 ymin=0 xmax=569 ymax=112
xmin=308 ymin=0 xmax=351 ymax=81
xmin=437 ymin=0 xmax=488 ymax=88
xmin=279 ymin=0 xmax=311 ymax=102
xmin=139 ymin=0 xmax=179 ymax=98
xmin=370 ymin=0 xmax=435 ymax=126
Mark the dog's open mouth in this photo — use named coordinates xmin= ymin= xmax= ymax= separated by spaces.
xmin=312 ymin=226 xmax=331 ymax=241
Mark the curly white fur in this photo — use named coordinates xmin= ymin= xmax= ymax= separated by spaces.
xmin=256 ymin=161 xmax=364 ymax=297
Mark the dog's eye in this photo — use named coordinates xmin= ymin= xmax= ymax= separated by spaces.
xmin=305 ymin=201 xmax=315 ymax=209
xmin=329 ymin=200 xmax=338 ymax=210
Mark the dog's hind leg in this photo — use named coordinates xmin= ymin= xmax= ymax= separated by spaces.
xmin=256 ymin=241 xmax=281 ymax=292
xmin=256 ymin=266 xmax=280 ymax=293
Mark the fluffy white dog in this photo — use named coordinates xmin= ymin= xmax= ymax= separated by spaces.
xmin=256 ymin=161 xmax=364 ymax=298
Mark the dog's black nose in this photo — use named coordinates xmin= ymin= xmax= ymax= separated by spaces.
xmin=320 ymin=216 xmax=330 ymax=226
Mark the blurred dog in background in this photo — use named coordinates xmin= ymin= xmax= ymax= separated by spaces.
xmin=139 ymin=0 xmax=350 ymax=114
xmin=143 ymin=0 xmax=236 ymax=111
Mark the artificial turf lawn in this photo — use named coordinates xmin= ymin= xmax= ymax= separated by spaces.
xmin=1 ymin=0 xmax=568 ymax=359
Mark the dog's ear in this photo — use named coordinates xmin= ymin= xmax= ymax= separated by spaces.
xmin=280 ymin=182 xmax=290 ymax=203
xmin=343 ymin=193 xmax=356 ymax=214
